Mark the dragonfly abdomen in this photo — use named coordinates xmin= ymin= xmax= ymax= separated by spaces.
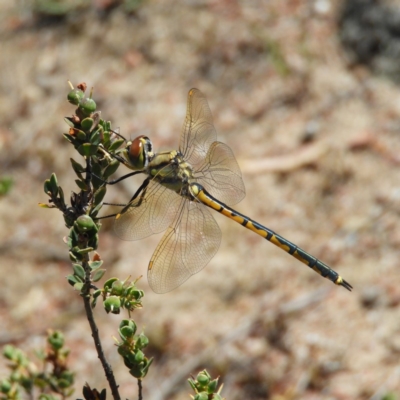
xmin=190 ymin=182 xmax=352 ymax=291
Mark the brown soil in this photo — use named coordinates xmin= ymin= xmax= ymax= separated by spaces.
xmin=1 ymin=1 xmax=400 ymax=399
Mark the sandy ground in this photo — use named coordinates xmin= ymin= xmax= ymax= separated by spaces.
xmin=1 ymin=1 xmax=400 ymax=399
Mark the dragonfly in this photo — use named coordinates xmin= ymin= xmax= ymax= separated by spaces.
xmin=107 ymin=88 xmax=352 ymax=294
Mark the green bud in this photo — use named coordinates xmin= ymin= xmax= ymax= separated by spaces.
xmin=126 ymin=287 xmax=143 ymax=301
xmin=79 ymin=98 xmax=97 ymax=116
xmin=0 ymin=379 xmax=11 ymax=393
xmin=111 ymin=280 xmax=124 ymax=295
xmin=75 ymin=215 xmax=96 ymax=233
xmin=129 ymin=364 xmax=144 ymax=379
xmin=48 ymin=331 xmax=64 ymax=350
xmin=194 ymin=392 xmax=209 ymax=400
xmin=104 ymin=278 xmax=118 ymax=290
xmin=119 ymin=319 xmax=137 ymax=334
xmin=119 ymin=325 xmax=136 ymax=340
xmin=134 ymin=350 xmax=144 ymax=363
xmin=207 ymin=379 xmax=218 ymax=393
xmin=104 ymin=296 xmax=121 ymax=314
xmin=3 ymin=345 xmax=16 ymax=360
xmin=60 ymin=371 xmax=74 ymax=385
xmin=67 ymin=89 xmax=84 ymax=105
xmin=136 ymin=333 xmax=149 ymax=349
xmin=57 ymin=379 xmax=71 ymax=389
xmin=197 ymin=371 xmax=210 ymax=386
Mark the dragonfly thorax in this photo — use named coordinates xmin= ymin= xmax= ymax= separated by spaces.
xmin=147 ymin=150 xmax=195 ymax=198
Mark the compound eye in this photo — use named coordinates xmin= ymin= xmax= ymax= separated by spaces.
xmin=127 ymin=135 xmax=151 ymax=170
xmin=128 ymin=136 xmax=145 ymax=161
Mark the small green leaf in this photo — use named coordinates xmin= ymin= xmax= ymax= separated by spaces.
xmin=89 ymin=260 xmax=103 ymax=270
xmin=103 ymin=130 xmax=111 ymax=148
xmin=90 ymin=112 xmax=101 ymax=132
xmin=0 ymin=177 xmax=13 ymax=196
xmin=88 ymin=234 xmax=99 ymax=250
xmin=75 ymin=179 xmax=88 ymax=191
xmin=90 ymin=202 xmax=102 ymax=218
xmin=78 ymin=143 xmax=98 ymax=157
xmin=81 ymin=117 xmax=94 ymax=132
xmin=74 ymin=282 xmax=84 ymax=291
xmin=91 ymin=297 xmax=98 ymax=309
xmin=140 ymin=357 xmax=153 ymax=377
xmin=108 ymin=138 xmax=125 ymax=152
xmin=70 ymin=158 xmax=85 ymax=175
xmin=63 ymin=133 xmax=74 ymax=143
xmin=67 ymin=274 xmax=81 ymax=286
xmin=76 ymin=129 xmax=87 ymax=141
xmin=64 ymin=117 xmax=75 ymax=128
xmin=93 ymin=186 xmax=106 ymax=207
xmin=72 ymin=263 xmax=85 ymax=279
xmin=207 ymin=379 xmax=218 ymax=394
xmin=92 ymin=268 xmax=106 ymax=282
xmin=91 ymin=162 xmax=103 ymax=190
xmin=90 ymin=130 xmax=101 ymax=145
xmin=76 ymin=247 xmax=94 ymax=255
xmin=44 ymin=179 xmax=51 ymax=194
xmin=104 ymin=277 xmax=118 ymax=290
xmin=49 ymin=173 xmax=59 ymax=196
xmin=58 ymin=186 xmax=65 ymax=203
xmin=103 ymin=159 xmax=120 ymax=179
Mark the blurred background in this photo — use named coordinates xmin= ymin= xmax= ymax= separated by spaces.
xmin=1 ymin=0 xmax=400 ymax=399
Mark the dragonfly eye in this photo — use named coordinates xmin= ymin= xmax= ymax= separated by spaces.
xmin=126 ymin=135 xmax=152 ymax=170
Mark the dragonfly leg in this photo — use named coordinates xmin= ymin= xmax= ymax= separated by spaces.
xmin=129 ymin=177 xmax=150 ymax=204
xmin=97 ymin=178 xmax=150 ymax=220
xmin=94 ymin=170 xmax=144 ymax=186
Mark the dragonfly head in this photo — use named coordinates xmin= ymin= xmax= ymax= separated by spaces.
xmin=123 ymin=135 xmax=153 ymax=170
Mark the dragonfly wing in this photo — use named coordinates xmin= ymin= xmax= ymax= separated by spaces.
xmin=114 ymin=180 xmax=181 ymax=241
xmin=179 ymin=88 xmax=217 ymax=169
xmin=148 ymin=199 xmax=221 ymax=293
xmin=195 ymin=141 xmax=246 ymax=206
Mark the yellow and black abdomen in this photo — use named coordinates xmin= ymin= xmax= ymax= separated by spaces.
xmin=190 ymin=182 xmax=352 ymax=291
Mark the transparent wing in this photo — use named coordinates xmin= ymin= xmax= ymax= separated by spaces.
xmin=194 ymin=141 xmax=245 ymax=206
xmin=179 ymin=88 xmax=217 ymax=169
xmin=114 ymin=180 xmax=181 ymax=241
xmin=148 ymin=199 xmax=221 ymax=293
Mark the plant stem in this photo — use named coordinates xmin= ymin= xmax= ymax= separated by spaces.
xmin=82 ymin=256 xmax=121 ymax=400
xmin=138 ymin=378 xmax=143 ymax=400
